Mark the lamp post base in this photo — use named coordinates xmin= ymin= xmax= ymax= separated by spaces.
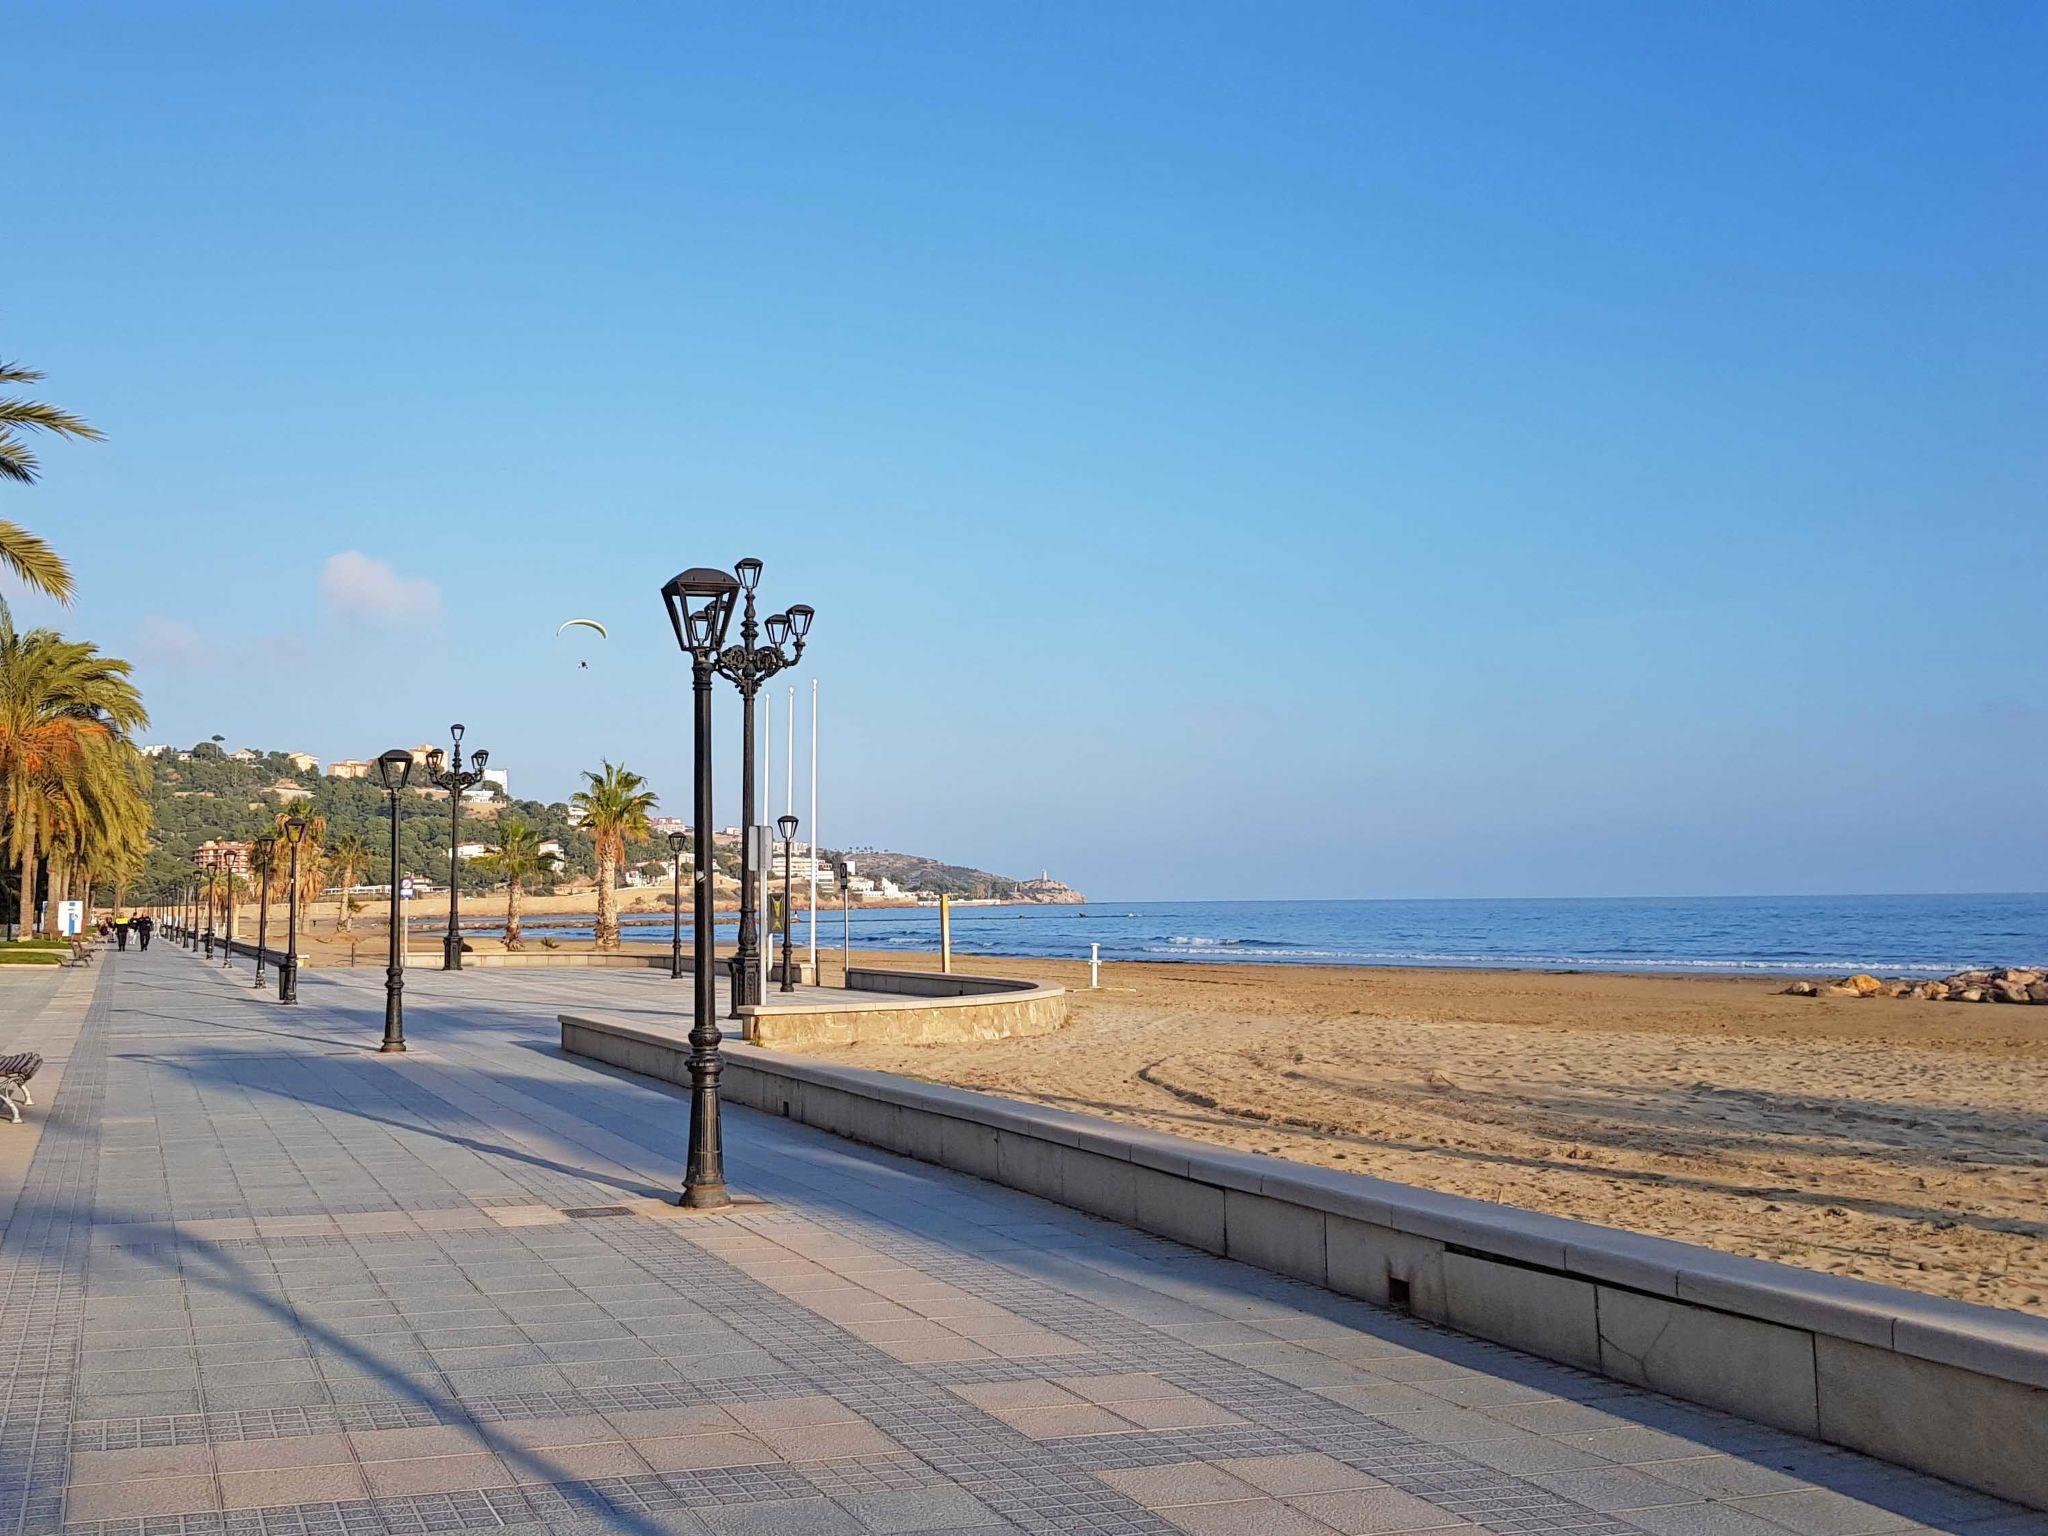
xmin=380 ymin=1040 xmax=407 ymax=1053
xmin=676 ymin=1182 xmax=730 ymax=1210
xmin=442 ymin=933 xmax=463 ymax=971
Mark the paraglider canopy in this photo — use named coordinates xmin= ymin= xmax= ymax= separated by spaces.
xmin=555 ymin=618 xmax=608 ymax=639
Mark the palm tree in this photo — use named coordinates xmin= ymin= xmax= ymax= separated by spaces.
xmin=477 ymin=816 xmax=559 ymax=950
xmin=1 ymin=357 xmax=104 ymax=607
xmin=0 ymin=616 xmax=147 ymax=934
xmin=272 ymin=809 xmax=327 ymax=922
xmin=570 ymin=761 xmax=655 ymax=949
xmin=326 ymin=832 xmax=368 ymax=934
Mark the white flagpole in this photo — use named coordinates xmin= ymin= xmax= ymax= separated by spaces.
xmin=786 ymin=684 xmax=795 ymax=818
xmin=808 ymin=678 xmax=819 ymax=969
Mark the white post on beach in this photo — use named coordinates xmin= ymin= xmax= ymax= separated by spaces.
xmin=940 ymin=892 xmax=953 ymax=974
xmin=1090 ymin=942 xmax=1100 ymax=989
xmin=808 ymin=678 xmax=818 ymax=970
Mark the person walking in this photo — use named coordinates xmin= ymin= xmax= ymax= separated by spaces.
xmin=114 ymin=917 xmax=129 ymax=951
xmin=136 ymin=914 xmax=153 ymax=951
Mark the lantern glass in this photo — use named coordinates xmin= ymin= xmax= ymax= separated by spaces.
xmin=777 ymin=814 xmax=799 ymax=841
xmin=285 ymin=817 xmax=307 ymax=845
xmin=787 ymin=603 xmax=815 ymax=638
xmin=735 ymin=556 xmax=763 ymax=592
xmin=377 ymin=748 xmax=414 ymax=791
xmin=764 ymin=613 xmax=791 ymax=646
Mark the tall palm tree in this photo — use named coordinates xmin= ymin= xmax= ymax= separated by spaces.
xmin=272 ymin=809 xmax=328 ymax=920
xmin=570 ymin=761 xmax=655 ymax=950
xmin=477 ymin=816 xmax=559 ymax=951
xmin=326 ymin=831 xmax=368 ymax=934
xmin=1 ymin=357 xmax=104 ymax=607
xmin=0 ymin=617 xmax=147 ymax=934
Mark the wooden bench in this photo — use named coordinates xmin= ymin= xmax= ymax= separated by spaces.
xmin=0 ymin=1051 xmax=43 ymax=1124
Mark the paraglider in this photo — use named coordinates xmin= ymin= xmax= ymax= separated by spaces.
xmin=557 ymin=618 xmax=607 ymax=667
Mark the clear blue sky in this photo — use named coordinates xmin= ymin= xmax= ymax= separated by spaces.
xmin=6 ymin=3 xmax=2043 ymax=900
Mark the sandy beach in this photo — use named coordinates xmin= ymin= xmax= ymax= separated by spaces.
xmin=793 ymin=950 xmax=2048 ymax=1317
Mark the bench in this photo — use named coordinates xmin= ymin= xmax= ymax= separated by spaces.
xmin=0 ymin=1051 xmax=43 ymax=1124
xmin=69 ymin=940 xmax=95 ymax=966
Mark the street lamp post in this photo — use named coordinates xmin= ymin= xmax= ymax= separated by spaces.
xmin=281 ymin=817 xmax=306 ymax=1004
xmin=219 ymin=848 xmax=240 ymax=967
xmin=252 ymin=835 xmax=276 ymax=986
xmin=710 ymin=557 xmax=812 ymax=1014
xmin=200 ymin=847 xmax=217 ymax=958
xmin=375 ymin=749 xmax=414 ymax=1052
xmin=668 ymin=830 xmax=687 ymax=980
xmin=662 ymin=566 xmax=741 ymax=1208
xmin=423 ymin=726 xmax=490 ymax=971
xmin=776 ymin=814 xmax=799 ymax=992
xmin=189 ymin=873 xmax=200 ymax=949
xmin=833 ymin=857 xmax=854 ymax=987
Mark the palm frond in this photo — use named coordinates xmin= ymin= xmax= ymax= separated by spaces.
xmin=0 ymin=518 xmax=75 ymax=603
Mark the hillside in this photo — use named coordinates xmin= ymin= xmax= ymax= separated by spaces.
xmin=836 ymin=850 xmax=1085 ymax=903
xmin=132 ymin=742 xmax=1081 ymax=905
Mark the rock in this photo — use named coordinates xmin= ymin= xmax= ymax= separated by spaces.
xmin=1998 ymin=967 xmax=2041 ymax=986
xmin=2031 ymin=982 xmax=2048 ymax=1004
xmin=1822 ymin=983 xmax=1863 ymax=998
xmin=1845 ymin=974 xmax=1885 ymax=996
xmin=1955 ymin=970 xmax=1993 ymax=987
xmin=1782 ymin=981 xmax=1819 ymax=997
xmin=1921 ymin=981 xmax=1950 ymax=1000
xmin=1954 ymin=987 xmax=1984 ymax=1003
xmin=1993 ymin=981 xmax=2032 ymax=1004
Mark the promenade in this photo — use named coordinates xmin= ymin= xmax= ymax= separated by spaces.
xmin=0 ymin=953 xmax=2038 ymax=1536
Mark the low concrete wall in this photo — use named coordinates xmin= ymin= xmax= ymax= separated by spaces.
xmin=736 ymin=969 xmax=1065 ymax=1048
xmin=559 ymin=1009 xmax=2048 ymax=1509
xmin=467 ymin=950 xmax=676 ymax=969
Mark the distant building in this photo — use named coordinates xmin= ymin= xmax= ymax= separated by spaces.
xmin=480 ymin=767 xmax=508 ymax=792
xmin=284 ymin=752 xmax=320 ymax=773
xmin=139 ymin=743 xmax=174 ymax=758
xmin=328 ymin=759 xmax=373 ymax=780
xmin=461 ymin=787 xmax=497 ymax=805
xmin=537 ymin=839 xmax=564 ymax=859
xmin=649 ymin=816 xmax=687 ymax=836
xmin=227 ymin=747 xmax=258 ymax=763
xmin=455 ymin=842 xmax=492 ymax=861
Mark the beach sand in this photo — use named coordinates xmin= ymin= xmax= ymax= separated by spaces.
xmin=798 ymin=951 xmax=2048 ymax=1317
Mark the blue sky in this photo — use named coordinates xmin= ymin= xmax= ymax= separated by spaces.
xmin=5 ymin=3 xmax=2044 ymax=900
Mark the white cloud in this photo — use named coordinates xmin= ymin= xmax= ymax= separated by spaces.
xmin=135 ymin=616 xmax=212 ymax=669
xmin=320 ymin=551 xmax=441 ymax=626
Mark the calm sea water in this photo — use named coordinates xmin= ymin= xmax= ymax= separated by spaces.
xmin=488 ymin=892 xmax=2047 ymax=975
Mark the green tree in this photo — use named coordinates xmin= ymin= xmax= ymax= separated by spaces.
xmin=0 ymin=616 xmax=148 ymax=933
xmin=475 ymin=816 xmax=559 ymax=950
xmin=326 ymin=831 xmax=369 ymax=933
xmin=570 ymin=761 xmax=654 ymax=949
xmin=0 ymin=357 xmax=104 ymax=607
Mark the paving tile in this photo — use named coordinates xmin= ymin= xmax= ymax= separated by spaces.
xmin=1096 ymin=1461 xmax=1264 ymax=1509
xmin=63 ymin=1473 xmax=221 ymax=1521
xmin=219 ymin=1460 xmax=372 ymax=1508
xmin=635 ymin=1430 xmax=781 ymax=1470
xmin=1001 ymin=1403 xmax=1136 ymax=1439
xmin=728 ymin=1394 xmax=863 ymax=1430
xmin=361 ymin=1448 xmax=517 ymax=1494
xmin=68 ymin=1444 xmax=216 ymax=1483
xmin=1213 ymin=1454 xmax=1383 ymax=1497
xmin=213 ymin=1432 xmax=358 ymax=1472
xmin=1160 ymin=1499 xmax=1335 ymax=1535
xmin=1288 ymin=1485 xmax=1471 ymax=1533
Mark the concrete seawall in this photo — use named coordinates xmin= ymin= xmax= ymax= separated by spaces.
xmin=560 ymin=1009 xmax=2048 ymax=1509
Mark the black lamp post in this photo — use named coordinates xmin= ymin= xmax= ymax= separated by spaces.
xmin=668 ymin=830 xmax=688 ymax=980
xmin=711 ymin=557 xmax=813 ymax=1014
xmin=281 ymin=816 xmax=306 ymax=1004
xmin=375 ymin=748 xmax=414 ymax=1052
xmin=661 ymin=566 xmax=740 ymax=1209
xmin=200 ymin=847 xmax=218 ymax=958
xmin=423 ymin=725 xmax=490 ymax=971
xmin=219 ymin=847 xmax=241 ymax=968
xmin=252 ymin=835 xmax=276 ymax=986
xmin=776 ymin=813 xmax=799 ymax=992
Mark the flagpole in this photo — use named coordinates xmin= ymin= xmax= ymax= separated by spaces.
xmin=808 ymin=677 xmax=819 ymax=970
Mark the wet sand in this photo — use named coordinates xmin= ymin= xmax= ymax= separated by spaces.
xmin=801 ymin=951 xmax=2048 ymax=1316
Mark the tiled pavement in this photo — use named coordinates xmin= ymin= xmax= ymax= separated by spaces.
xmin=1 ymin=954 xmax=2041 ymax=1536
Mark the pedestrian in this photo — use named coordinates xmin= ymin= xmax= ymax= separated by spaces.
xmin=115 ymin=918 xmax=129 ymax=951
xmin=136 ymin=914 xmax=153 ymax=951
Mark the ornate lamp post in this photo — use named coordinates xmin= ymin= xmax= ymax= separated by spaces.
xmin=423 ymin=725 xmax=490 ymax=971
xmin=200 ymin=846 xmax=218 ymax=958
xmin=375 ymin=748 xmax=414 ymax=1052
xmin=281 ymin=816 xmax=306 ymax=1004
xmin=661 ymin=566 xmax=740 ymax=1208
xmin=711 ymin=557 xmax=813 ymax=1014
xmin=252 ymin=835 xmax=276 ymax=986
xmin=218 ymin=847 xmax=241 ymax=968
xmin=776 ymin=814 xmax=799 ymax=992
xmin=667 ymin=830 xmax=688 ymax=980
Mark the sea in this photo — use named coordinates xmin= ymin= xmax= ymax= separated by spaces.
xmin=483 ymin=892 xmax=2048 ymax=976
